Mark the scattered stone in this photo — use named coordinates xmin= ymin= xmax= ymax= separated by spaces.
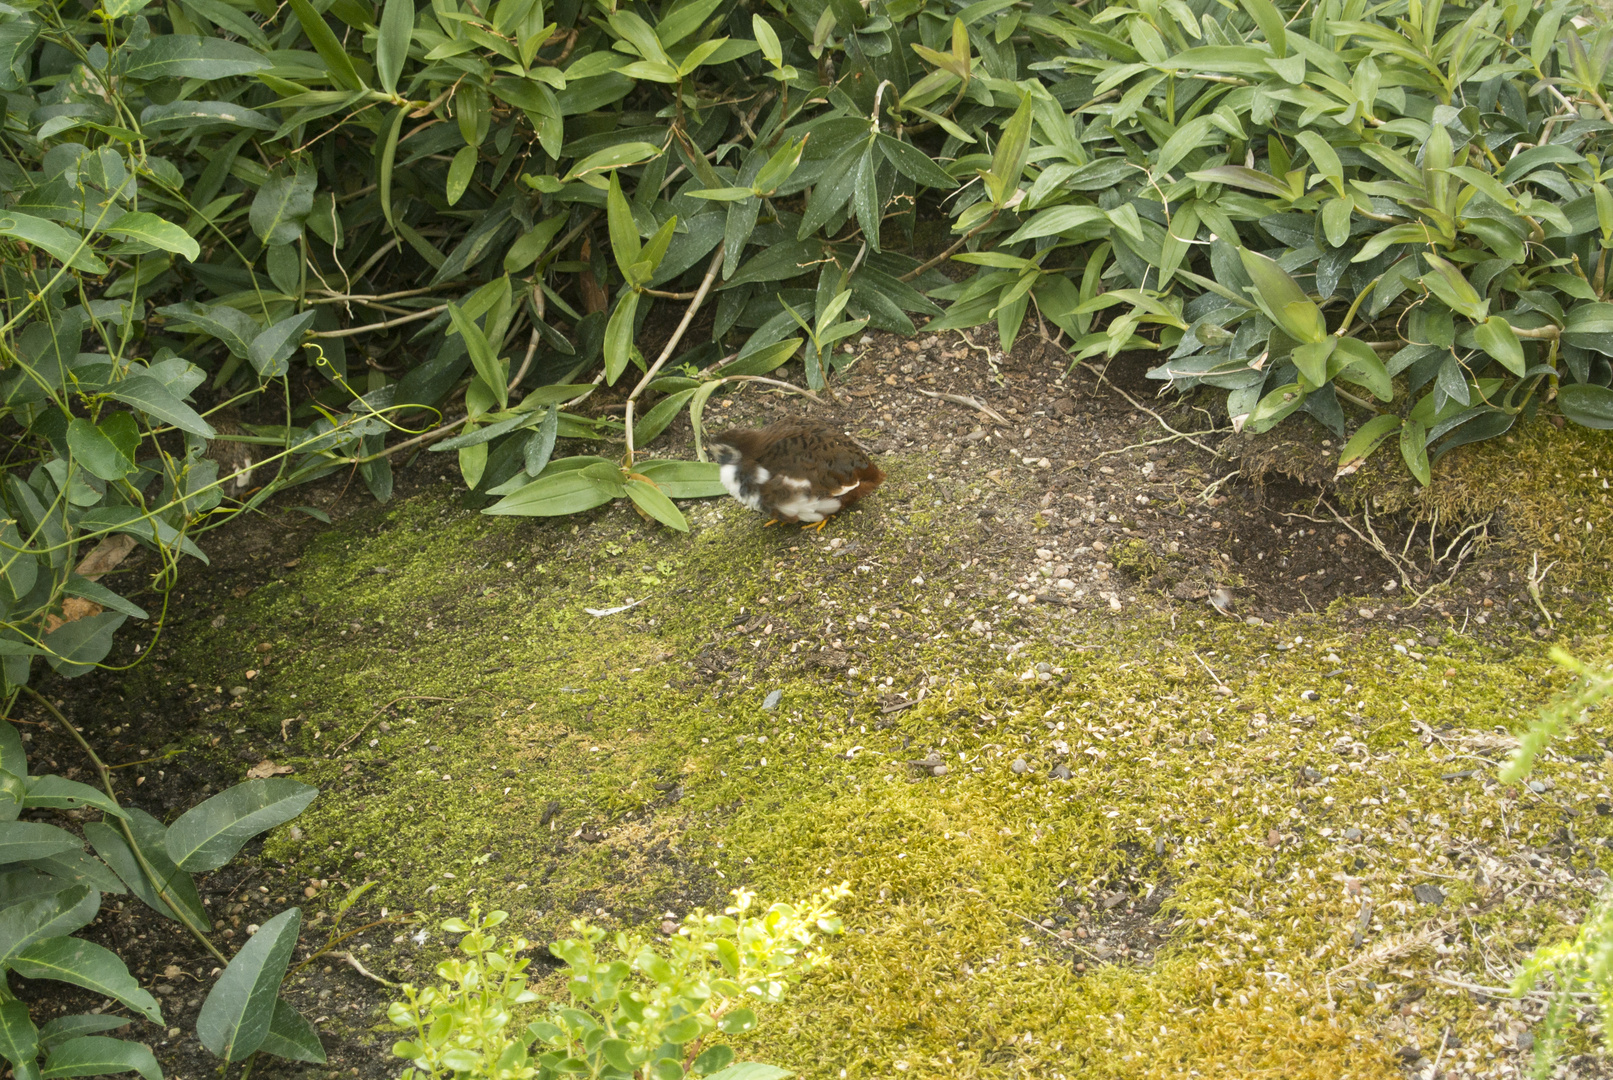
xmin=1300 ymin=689 xmax=1319 ymax=701
xmin=1412 ymin=884 xmax=1445 ymax=906
xmin=1343 ymin=828 xmax=1362 ymax=841
xmin=1049 ymin=763 xmax=1071 ymax=780
xmin=1394 ymin=1046 xmax=1422 ymax=1064
xmin=762 ymin=689 xmax=782 ymax=710
xmin=1010 ymin=757 xmax=1028 ymax=775
xmin=1516 ymin=1032 xmax=1534 ymax=1051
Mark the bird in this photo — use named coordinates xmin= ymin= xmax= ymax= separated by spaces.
xmin=706 ymin=419 xmax=884 ymax=529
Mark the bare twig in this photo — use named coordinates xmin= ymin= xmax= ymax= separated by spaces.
xmin=916 ymin=388 xmax=1009 ymax=425
xmin=629 ymin=242 xmax=727 ymax=402
xmin=336 ymin=950 xmax=398 ymax=988
xmin=1077 ymin=362 xmax=1226 ymax=460
xmin=1525 ymin=551 xmax=1557 ymax=629
xmin=311 ymin=304 xmax=448 ymax=339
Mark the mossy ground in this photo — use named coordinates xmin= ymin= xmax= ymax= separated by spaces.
xmin=113 ymin=418 xmax=1613 ymax=1079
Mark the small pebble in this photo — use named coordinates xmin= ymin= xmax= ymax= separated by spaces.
xmin=1010 ymin=758 xmax=1028 ymax=775
xmin=1344 ymin=828 xmax=1362 ymax=841
xmin=1049 ymin=763 xmax=1071 ymax=781
xmin=762 ymin=689 xmax=782 ymax=711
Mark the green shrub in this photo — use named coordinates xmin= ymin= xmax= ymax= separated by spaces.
xmin=389 ymin=885 xmax=848 ymax=1080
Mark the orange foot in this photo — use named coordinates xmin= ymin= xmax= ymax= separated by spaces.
xmin=763 ymin=519 xmax=781 ymax=527
xmin=800 ymin=518 xmax=832 ymax=532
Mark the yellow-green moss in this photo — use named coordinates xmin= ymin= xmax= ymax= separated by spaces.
xmin=124 ymin=450 xmax=1613 ymax=1079
xmin=1347 ymin=417 xmax=1613 ymax=592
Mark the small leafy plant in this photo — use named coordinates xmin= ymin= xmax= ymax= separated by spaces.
xmin=0 ymin=704 xmax=329 ymax=1078
xmin=1501 ymin=649 xmax=1613 ymax=1078
xmin=390 ymin=884 xmax=850 ymax=1080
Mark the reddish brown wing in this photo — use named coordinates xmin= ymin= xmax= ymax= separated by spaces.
xmin=751 ymin=422 xmax=883 ymax=516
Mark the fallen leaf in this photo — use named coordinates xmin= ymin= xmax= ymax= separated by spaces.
xmin=247 ymin=760 xmax=294 ymax=779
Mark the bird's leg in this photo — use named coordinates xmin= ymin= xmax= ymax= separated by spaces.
xmin=800 ymin=517 xmax=831 ymax=532
xmin=762 ymin=518 xmax=781 ymax=528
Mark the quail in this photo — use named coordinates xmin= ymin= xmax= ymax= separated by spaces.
xmin=706 ymin=419 xmax=884 ymax=529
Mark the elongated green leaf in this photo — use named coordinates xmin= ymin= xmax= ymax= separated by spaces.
xmin=1238 ymin=249 xmax=1325 ymax=342
xmin=603 ymin=290 xmax=640 ymax=385
xmin=1239 ymin=0 xmax=1287 ymax=55
xmin=623 ymin=477 xmax=689 ymax=531
xmin=23 ymin=776 xmax=128 ymax=819
xmin=1471 ymin=315 xmax=1524 ymax=376
xmin=447 ymin=303 xmax=508 ymax=411
xmin=197 ymin=907 xmax=303 ymax=1062
xmin=1400 ymin=417 xmax=1431 ymax=485
xmin=376 ymin=0 xmax=413 ymax=93
xmin=83 ymin=810 xmax=210 ymax=928
xmin=285 ymin=0 xmax=363 ymax=89
xmin=524 ymin=405 xmax=560 ymax=475
xmin=634 ymin=459 xmax=725 ymax=497
xmin=482 ymin=471 xmax=621 ymax=516
xmin=446 ymin=145 xmax=477 ymax=205
xmin=165 ymin=779 xmax=317 ymax=872
xmin=108 ymin=375 xmax=216 ymax=438
xmin=0 ymin=211 xmax=106 ymax=274
xmin=102 ymin=212 xmax=199 ymax=260
xmin=1420 ymin=254 xmax=1485 ymax=320
xmin=41 ymin=610 xmax=125 ymax=678
xmin=249 ymin=165 xmax=316 ymax=247
xmin=1006 ymin=205 xmax=1108 ymax=243
xmin=13 ymin=938 xmax=162 ymax=1023
xmin=248 ymin=310 xmax=317 ymax=378
xmin=0 ymin=1000 xmax=39 ymax=1075
xmin=985 ymin=93 xmax=1032 ymax=206
xmin=123 ymin=35 xmax=270 ymax=80
xmin=256 ymin=999 xmax=325 ymax=1064
xmin=607 ymin=172 xmax=642 ymax=276
xmin=1335 ymin=414 xmax=1402 ymax=477
xmin=377 ymin=104 xmax=407 ymax=230
xmin=67 ymin=419 xmax=136 ymax=482
xmin=1558 ymin=384 xmax=1613 ymax=429
xmin=875 ymin=134 xmax=956 ymax=190
xmin=41 ymin=1036 xmax=160 ymax=1080
xmin=0 ymin=822 xmax=80 ymax=865
xmin=0 ymin=885 xmax=97 ymax=962
xmin=140 ymin=100 xmax=275 ymax=132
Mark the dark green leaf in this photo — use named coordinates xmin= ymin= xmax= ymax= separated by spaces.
xmin=1557 ymin=384 xmax=1613 ymax=429
xmin=197 ymin=907 xmax=303 ymax=1062
xmin=108 ymin=375 xmax=215 ymax=438
xmin=482 ymin=471 xmax=621 ymax=516
xmin=66 ymin=419 xmax=136 ymax=482
xmin=165 ymin=779 xmax=318 ymax=873
xmin=122 ymin=36 xmax=270 ymax=81
xmin=42 ymin=613 xmax=127 ymax=678
xmin=249 ymin=164 xmax=316 ymax=247
xmin=376 ymin=0 xmax=413 ymax=93
xmin=248 ymin=311 xmax=317 ymax=378
xmin=255 ymin=999 xmax=325 ymax=1064
xmin=41 ymin=1036 xmax=160 ymax=1080
xmin=13 ymin=938 xmax=163 ymax=1023
xmin=623 ymin=478 xmax=688 ymax=531
xmin=0 ymin=1001 xmax=39 ymax=1073
xmin=23 ymin=776 xmax=128 ymax=819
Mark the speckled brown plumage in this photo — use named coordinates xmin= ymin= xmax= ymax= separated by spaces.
xmin=707 ymin=420 xmax=884 ymax=527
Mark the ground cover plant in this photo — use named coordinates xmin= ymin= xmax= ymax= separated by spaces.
xmin=388 ymin=887 xmax=845 ymax=1080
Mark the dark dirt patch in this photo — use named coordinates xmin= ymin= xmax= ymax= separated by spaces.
xmin=12 ymin=315 xmax=1591 ymax=1080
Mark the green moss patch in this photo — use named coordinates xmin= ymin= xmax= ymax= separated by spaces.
xmin=124 ymin=459 xmax=1613 ymax=1078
